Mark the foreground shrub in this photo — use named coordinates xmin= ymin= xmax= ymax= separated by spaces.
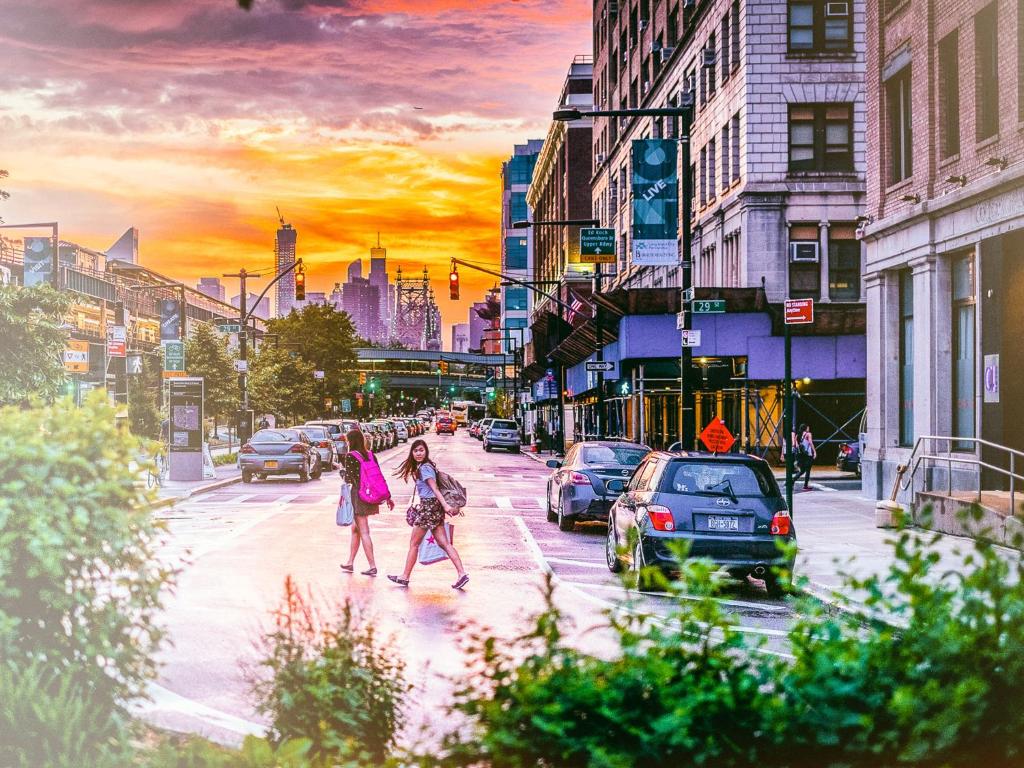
xmin=429 ymin=510 xmax=1024 ymax=767
xmin=0 ymin=395 xmax=174 ymax=718
xmin=141 ymin=734 xmax=315 ymax=768
xmin=249 ymin=576 xmax=408 ymax=765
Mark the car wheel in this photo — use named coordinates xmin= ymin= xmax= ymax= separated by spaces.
xmin=605 ymin=518 xmax=622 ymax=573
xmin=557 ymin=494 xmax=574 ymax=532
xmin=242 ymin=470 xmax=253 ymax=484
xmin=546 ymin=484 xmax=557 ymax=522
xmin=764 ymin=571 xmax=791 ymax=599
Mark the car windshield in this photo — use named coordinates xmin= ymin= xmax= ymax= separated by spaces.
xmin=302 ymin=427 xmax=328 ymax=439
xmin=252 ymin=429 xmax=298 ymax=442
xmin=581 ymin=446 xmax=648 ymax=466
xmin=491 ymin=420 xmax=517 ymax=430
xmin=664 ymin=461 xmax=777 ymax=497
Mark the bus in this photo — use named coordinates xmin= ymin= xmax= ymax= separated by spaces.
xmin=451 ymin=400 xmax=487 ymax=426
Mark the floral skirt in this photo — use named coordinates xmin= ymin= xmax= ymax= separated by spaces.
xmin=406 ymin=497 xmax=444 ymax=530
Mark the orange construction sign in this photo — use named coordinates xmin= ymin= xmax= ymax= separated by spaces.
xmin=699 ymin=419 xmax=736 ymax=454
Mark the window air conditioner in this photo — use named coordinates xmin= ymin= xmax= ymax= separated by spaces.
xmin=825 ymin=1 xmax=849 ymax=14
xmin=643 ymin=80 xmax=651 ymax=94
xmin=660 ymin=47 xmax=675 ymax=63
xmin=702 ymin=48 xmax=716 ymax=67
xmin=789 ymin=242 xmax=820 ymax=263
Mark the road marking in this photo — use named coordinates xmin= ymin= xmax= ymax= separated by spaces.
xmin=494 ymin=496 xmax=513 ymax=510
xmin=560 ymin=580 xmax=792 ymax=612
xmin=547 ymin=556 xmax=609 ymax=570
xmin=535 ymin=497 xmax=548 ymax=510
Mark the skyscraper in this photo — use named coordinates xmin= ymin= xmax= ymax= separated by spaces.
xmin=232 ymin=292 xmax=270 ymax=320
xmin=275 ymin=217 xmax=297 ymax=317
xmin=451 ymin=323 xmax=470 ymax=353
xmin=501 ymin=140 xmax=543 ymax=352
xmin=197 ymin=277 xmax=225 ymax=302
xmin=368 ymin=235 xmax=390 ymax=339
xmin=341 ymin=277 xmax=382 ymax=342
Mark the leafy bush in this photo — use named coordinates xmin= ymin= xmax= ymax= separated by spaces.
xmin=249 ymin=576 xmax=409 ymax=765
xmin=141 ymin=734 xmax=316 ymax=768
xmin=214 ymin=451 xmax=238 ymax=466
xmin=428 ymin=510 xmax=1024 ymax=767
xmin=0 ymin=394 xmax=174 ymax=717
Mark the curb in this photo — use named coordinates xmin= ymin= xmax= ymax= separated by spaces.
xmin=149 ymin=474 xmax=243 ymax=511
xmin=795 ymin=579 xmax=904 ymax=629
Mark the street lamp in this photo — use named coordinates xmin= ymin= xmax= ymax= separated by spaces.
xmin=553 ymin=100 xmax=695 ymax=448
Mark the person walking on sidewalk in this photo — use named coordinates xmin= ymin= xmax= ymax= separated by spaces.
xmin=339 ymin=428 xmax=393 ymax=576
xmin=388 ymin=439 xmax=469 ymax=590
xmin=792 ymin=423 xmax=816 ymax=490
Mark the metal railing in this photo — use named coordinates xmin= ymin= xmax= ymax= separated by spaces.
xmin=890 ymin=435 xmax=1024 ymax=515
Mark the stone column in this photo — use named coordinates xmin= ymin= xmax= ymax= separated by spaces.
xmin=910 ymin=255 xmax=938 ymax=442
xmin=863 ymin=270 xmax=887 ymax=500
xmin=819 ymin=221 xmax=831 ymax=301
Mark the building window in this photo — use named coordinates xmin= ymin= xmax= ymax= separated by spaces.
xmin=731 ymin=0 xmax=740 ymax=67
xmin=688 ymin=161 xmax=697 ymax=216
xmin=721 ymin=12 xmax=731 ymax=80
xmin=700 ymin=147 xmax=707 ymax=207
xmin=886 ymin=66 xmax=912 ymax=183
xmin=731 ymin=112 xmax=741 ymax=181
xmin=788 ymin=103 xmax=853 ymax=172
xmin=506 ymin=155 xmax=537 ymax=186
xmin=505 ymin=286 xmax=528 ymax=311
xmin=721 ymin=123 xmax=731 ymax=190
xmin=706 ymin=33 xmax=717 ymax=97
xmin=788 ymin=0 xmax=852 ymax=53
xmin=1020 ymin=0 xmax=1024 ymax=122
xmin=952 ymin=254 xmax=976 ymax=447
xmin=505 ymin=237 xmax=528 ymax=270
xmin=509 ymin=192 xmax=528 ymax=226
xmin=708 ymin=138 xmax=716 ymax=201
xmin=788 ymin=224 xmax=820 ymax=300
xmin=668 ymin=7 xmax=678 ymax=45
xmin=899 ymin=269 xmax=914 ymax=446
xmin=975 ymin=3 xmax=999 ymax=141
xmin=828 ymin=224 xmax=861 ymax=301
xmin=937 ymin=31 xmax=960 ymax=158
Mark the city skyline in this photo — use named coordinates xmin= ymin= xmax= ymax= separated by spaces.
xmin=0 ymin=0 xmax=590 ymax=338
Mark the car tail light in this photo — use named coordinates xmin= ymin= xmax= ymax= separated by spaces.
xmin=569 ymin=471 xmax=591 ymax=485
xmin=839 ymin=445 xmax=851 ymax=456
xmin=644 ymin=504 xmax=675 ymax=531
xmin=289 ymin=444 xmax=307 ymax=454
xmin=770 ymin=510 xmax=792 ymax=536
xmin=319 ymin=440 xmax=330 ymax=448
xmin=240 ymin=443 xmax=256 ymax=454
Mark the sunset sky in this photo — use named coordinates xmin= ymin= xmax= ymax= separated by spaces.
xmin=0 ymin=0 xmax=590 ymax=336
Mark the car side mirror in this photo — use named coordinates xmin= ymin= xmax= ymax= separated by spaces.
xmin=546 ymin=460 xmax=562 ymax=469
xmin=606 ymin=478 xmax=625 ymax=493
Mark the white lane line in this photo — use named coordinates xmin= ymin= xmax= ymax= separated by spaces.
xmin=559 ymin=580 xmax=792 ymax=612
xmin=546 ymin=556 xmax=609 ymax=570
xmin=494 ymin=497 xmax=513 ymax=510
xmin=136 ymin=683 xmax=266 ymax=738
xmin=536 ymin=497 xmax=548 ymax=510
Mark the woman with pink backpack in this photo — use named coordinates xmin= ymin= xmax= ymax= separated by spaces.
xmin=339 ymin=428 xmax=394 ymax=576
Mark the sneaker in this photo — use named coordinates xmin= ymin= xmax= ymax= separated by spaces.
xmin=451 ymin=574 xmax=470 ymax=590
xmin=387 ymin=575 xmax=409 ymax=587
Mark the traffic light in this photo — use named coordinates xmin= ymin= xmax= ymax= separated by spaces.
xmin=368 ymin=377 xmax=377 ymax=392
xmin=449 ymin=264 xmax=459 ymax=300
xmin=359 ymin=372 xmax=367 ymax=386
xmin=438 ymin=361 xmax=449 ymax=374
xmin=449 ymin=385 xmax=456 ymax=394
xmin=294 ymin=267 xmax=306 ymax=301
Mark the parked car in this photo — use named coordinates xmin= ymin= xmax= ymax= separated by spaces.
xmin=483 ymin=419 xmax=520 ymax=453
xmin=605 ymin=452 xmax=795 ymax=596
xmin=476 ymin=418 xmax=495 ymax=441
xmin=239 ymin=428 xmax=321 ymax=483
xmin=468 ymin=420 xmax=482 ymax=439
xmin=436 ymin=414 xmax=456 ymax=435
xmin=360 ymin=422 xmax=383 ymax=452
xmin=297 ymin=424 xmax=336 ymax=470
xmin=374 ymin=420 xmax=397 ymax=448
xmin=406 ymin=418 xmax=422 ymax=437
xmin=546 ymin=441 xmax=650 ymax=531
xmin=836 ymin=440 xmax=861 ymax=475
xmin=391 ymin=419 xmax=409 ymax=442
xmin=304 ymin=420 xmax=348 ymax=458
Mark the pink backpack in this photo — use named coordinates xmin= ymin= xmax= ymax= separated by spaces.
xmin=353 ymin=450 xmax=390 ymax=504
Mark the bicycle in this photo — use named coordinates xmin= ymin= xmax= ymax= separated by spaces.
xmin=146 ymin=450 xmax=168 ymax=489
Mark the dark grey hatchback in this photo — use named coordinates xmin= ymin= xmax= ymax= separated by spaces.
xmin=605 ymin=452 xmax=795 ymax=596
xmin=546 ymin=441 xmax=650 ymax=531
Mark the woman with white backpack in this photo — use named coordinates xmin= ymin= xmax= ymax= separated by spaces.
xmin=339 ymin=428 xmax=394 ymax=577
xmin=388 ymin=439 xmax=469 ymax=590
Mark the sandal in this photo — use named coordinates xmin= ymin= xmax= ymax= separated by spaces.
xmin=339 ymin=564 xmax=354 ymax=573
xmin=387 ymin=575 xmax=409 ymax=587
xmin=451 ymin=574 xmax=470 ymax=590
xmin=361 ymin=568 xmax=378 ymax=577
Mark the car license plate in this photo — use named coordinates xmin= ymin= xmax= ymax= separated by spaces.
xmin=707 ymin=516 xmax=739 ymax=531
xmin=265 ymin=460 xmax=278 ymax=469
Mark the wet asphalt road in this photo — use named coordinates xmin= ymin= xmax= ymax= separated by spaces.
xmin=141 ymin=430 xmax=796 ymax=744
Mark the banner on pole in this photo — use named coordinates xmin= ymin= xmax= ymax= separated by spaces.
xmin=23 ymin=237 xmax=54 ymax=286
xmin=631 ymin=139 xmax=678 ymax=266
xmin=160 ymin=299 xmax=181 ymax=341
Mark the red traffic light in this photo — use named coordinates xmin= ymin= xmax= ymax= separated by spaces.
xmin=449 ymin=269 xmax=459 ymax=301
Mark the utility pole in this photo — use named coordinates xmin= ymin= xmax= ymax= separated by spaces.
xmin=678 ymin=103 xmax=695 ymax=449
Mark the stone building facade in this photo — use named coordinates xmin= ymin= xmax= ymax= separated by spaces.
xmin=861 ymin=0 xmax=1024 ymax=498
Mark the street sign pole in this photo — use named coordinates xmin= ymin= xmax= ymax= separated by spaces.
xmin=678 ymin=104 xmax=695 ymax=450
xmin=595 ymin=263 xmax=604 ymax=440
xmin=784 ymin=320 xmax=793 ymax=513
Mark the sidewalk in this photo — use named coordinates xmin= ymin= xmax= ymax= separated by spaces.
xmin=151 ymin=464 xmax=242 ymax=509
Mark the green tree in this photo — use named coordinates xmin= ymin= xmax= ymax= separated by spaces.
xmin=0 ymin=283 xmax=71 ymax=404
xmin=267 ymin=305 xmax=358 ymax=406
xmin=248 ymin=345 xmax=318 ymax=425
xmin=185 ymin=322 xmax=237 ymax=433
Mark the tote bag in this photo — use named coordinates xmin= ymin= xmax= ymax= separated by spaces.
xmin=336 ymin=482 xmax=354 ymax=526
xmin=418 ymin=523 xmax=454 ymax=565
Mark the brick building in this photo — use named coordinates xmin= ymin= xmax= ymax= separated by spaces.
xmin=861 ymin=0 xmax=1024 ymax=498
xmin=558 ymin=0 xmax=868 ymax=453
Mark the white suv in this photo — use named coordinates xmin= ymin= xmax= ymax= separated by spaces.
xmin=391 ymin=419 xmax=409 ymax=442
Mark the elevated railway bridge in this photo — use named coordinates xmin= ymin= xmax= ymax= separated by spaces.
xmin=354 ymin=348 xmax=515 ymax=396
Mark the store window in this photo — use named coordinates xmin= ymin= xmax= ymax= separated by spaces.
xmin=789 ymin=224 xmax=821 ymax=300
xmin=828 ymin=224 xmax=861 ymax=300
xmin=899 ymin=269 xmax=914 ymax=446
xmin=952 ymin=254 xmax=976 ymax=448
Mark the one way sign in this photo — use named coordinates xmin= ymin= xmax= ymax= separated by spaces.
xmin=580 ymin=228 xmax=616 ymax=264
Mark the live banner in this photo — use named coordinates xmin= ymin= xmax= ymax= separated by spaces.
xmin=631 ymin=139 xmax=679 ymax=266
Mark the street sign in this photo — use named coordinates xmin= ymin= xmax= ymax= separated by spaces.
xmin=585 ymin=361 xmax=615 ymax=372
xmin=699 ymin=419 xmax=736 ymax=453
xmin=217 ymin=323 xmax=241 ymax=334
xmin=681 ymin=287 xmax=694 ymax=303
xmin=314 ymin=370 xmax=325 ymax=380
xmin=579 ymin=228 xmax=617 ymax=264
xmin=784 ymin=298 xmax=814 ymax=325
xmin=105 ymin=325 xmax=126 ymax=358
xmin=63 ymin=340 xmax=90 ymax=373
xmin=341 ymin=399 xmax=352 ymax=413
xmin=233 ymin=359 xmax=247 ymax=373
xmin=163 ymin=340 xmax=185 ymax=378
xmin=681 ymin=329 xmax=702 ymax=347
xmin=693 ymin=299 xmax=726 ymax=314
